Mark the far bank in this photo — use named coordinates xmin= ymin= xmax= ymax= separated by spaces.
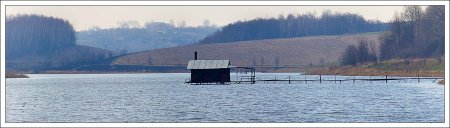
xmin=305 ymin=59 xmax=444 ymax=77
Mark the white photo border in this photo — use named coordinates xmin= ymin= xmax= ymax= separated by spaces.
xmin=1 ymin=0 xmax=449 ymax=127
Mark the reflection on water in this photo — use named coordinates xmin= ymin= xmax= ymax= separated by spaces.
xmin=6 ymin=73 xmax=444 ymax=123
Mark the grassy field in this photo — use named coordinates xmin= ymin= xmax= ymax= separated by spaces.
xmin=113 ymin=33 xmax=380 ymax=67
xmin=306 ymin=59 xmax=444 ymax=77
xmin=368 ymin=59 xmax=444 ymax=71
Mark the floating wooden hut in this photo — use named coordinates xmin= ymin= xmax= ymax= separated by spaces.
xmin=187 ymin=59 xmax=231 ymax=84
xmin=185 ymin=51 xmax=255 ymax=85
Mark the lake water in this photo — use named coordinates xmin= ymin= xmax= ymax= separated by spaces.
xmin=5 ymin=73 xmax=444 ymax=123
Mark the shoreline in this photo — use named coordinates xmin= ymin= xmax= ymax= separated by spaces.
xmin=5 ymin=72 xmax=29 ymax=78
xmin=439 ymin=80 xmax=445 ymax=85
xmin=36 ymin=70 xmax=189 ymax=74
xmin=8 ymin=69 xmax=444 ymax=77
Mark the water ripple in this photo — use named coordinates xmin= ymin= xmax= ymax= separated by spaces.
xmin=5 ymin=73 xmax=444 ymax=123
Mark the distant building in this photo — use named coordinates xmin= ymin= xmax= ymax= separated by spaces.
xmin=187 ymin=60 xmax=231 ymax=84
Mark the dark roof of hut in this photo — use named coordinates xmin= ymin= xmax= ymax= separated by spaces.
xmin=187 ymin=60 xmax=230 ymax=69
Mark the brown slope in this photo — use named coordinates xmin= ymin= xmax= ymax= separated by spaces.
xmin=112 ymin=33 xmax=380 ymax=67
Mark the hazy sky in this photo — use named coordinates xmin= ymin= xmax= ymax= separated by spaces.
xmin=7 ymin=6 xmax=407 ymax=31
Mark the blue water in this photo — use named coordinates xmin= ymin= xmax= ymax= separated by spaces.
xmin=5 ymin=73 xmax=444 ymax=123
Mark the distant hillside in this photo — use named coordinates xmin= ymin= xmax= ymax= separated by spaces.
xmin=199 ymin=12 xmax=387 ymax=44
xmin=7 ymin=45 xmax=113 ymax=71
xmin=53 ymin=45 xmax=114 ymax=64
xmin=113 ymin=33 xmax=380 ymax=67
xmin=76 ymin=22 xmax=219 ymax=53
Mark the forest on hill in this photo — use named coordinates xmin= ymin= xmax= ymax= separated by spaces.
xmin=340 ymin=5 xmax=445 ymax=66
xmin=6 ymin=14 xmax=112 ymax=70
xmin=379 ymin=5 xmax=445 ymax=60
xmin=6 ymin=14 xmax=76 ymax=60
xmin=76 ymin=22 xmax=218 ymax=53
xmin=199 ymin=11 xmax=388 ymax=44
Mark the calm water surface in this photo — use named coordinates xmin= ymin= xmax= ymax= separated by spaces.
xmin=6 ymin=73 xmax=444 ymax=123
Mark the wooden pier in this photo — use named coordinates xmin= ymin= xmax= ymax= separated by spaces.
xmin=255 ymin=74 xmax=444 ymax=84
xmin=231 ymin=67 xmax=256 ymax=84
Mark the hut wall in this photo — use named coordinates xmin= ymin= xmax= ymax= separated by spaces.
xmin=190 ymin=68 xmax=230 ymax=83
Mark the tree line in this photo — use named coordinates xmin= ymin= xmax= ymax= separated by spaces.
xmin=340 ymin=39 xmax=377 ymax=65
xmin=379 ymin=5 xmax=445 ymax=60
xmin=6 ymin=14 xmax=76 ymax=60
xmin=199 ymin=11 xmax=387 ymax=44
xmin=340 ymin=6 xmax=445 ymax=66
xmin=6 ymin=14 xmax=113 ymax=70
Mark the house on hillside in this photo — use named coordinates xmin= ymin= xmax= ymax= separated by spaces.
xmin=186 ymin=60 xmax=231 ymax=84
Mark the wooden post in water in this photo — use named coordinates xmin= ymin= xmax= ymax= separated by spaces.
xmin=417 ymin=74 xmax=420 ymax=83
xmin=353 ymin=76 xmax=355 ymax=83
xmin=385 ymin=75 xmax=388 ymax=83
xmin=288 ymin=76 xmax=291 ymax=84
xmin=334 ymin=75 xmax=336 ymax=83
xmin=305 ymin=74 xmax=307 ymax=83
xmin=319 ymin=74 xmax=322 ymax=84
